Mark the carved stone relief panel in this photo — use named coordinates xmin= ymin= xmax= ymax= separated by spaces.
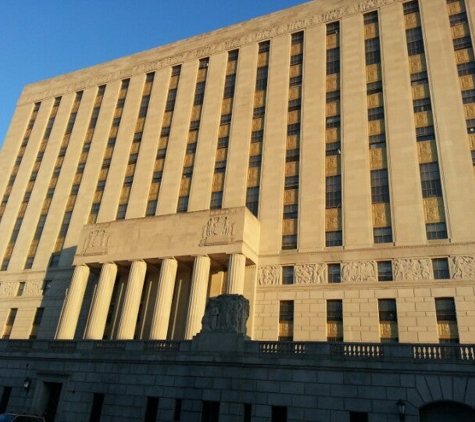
xmin=342 ymin=261 xmax=377 ymax=283
xmin=423 ymin=197 xmax=445 ymax=223
xmin=81 ymin=229 xmax=110 ymax=256
xmin=372 ymin=203 xmax=391 ymax=228
xmin=200 ymin=216 xmax=235 ymax=246
xmin=393 ymin=258 xmax=431 ymax=281
xmin=258 ymin=266 xmax=281 ymax=286
xmin=460 ymin=74 xmax=475 ymax=91
xmin=464 ymin=104 xmax=475 ymax=119
xmin=451 ymin=256 xmax=475 ymax=279
xmin=295 ymin=264 xmax=325 ymax=285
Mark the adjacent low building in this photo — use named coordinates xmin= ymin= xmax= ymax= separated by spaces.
xmin=0 ymin=0 xmax=475 ymax=420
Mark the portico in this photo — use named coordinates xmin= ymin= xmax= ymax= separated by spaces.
xmin=55 ymin=207 xmax=260 ymax=340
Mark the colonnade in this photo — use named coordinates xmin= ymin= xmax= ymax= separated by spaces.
xmin=55 ymin=253 xmax=247 ymax=340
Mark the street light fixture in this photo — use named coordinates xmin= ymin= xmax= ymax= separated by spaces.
xmin=396 ymin=399 xmax=406 ymax=421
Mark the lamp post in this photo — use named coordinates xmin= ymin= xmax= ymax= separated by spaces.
xmin=396 ymin=399 xmax=406 ymax=421
xmin=23 ymin=377 xmax=31 ymax=392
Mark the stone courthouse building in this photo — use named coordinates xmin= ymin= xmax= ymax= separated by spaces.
xmin=1 ymin=0 xmax=475 ymax=420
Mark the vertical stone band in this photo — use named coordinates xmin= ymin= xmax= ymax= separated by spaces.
xmin=84 ymin=262 xmax=118 ymax=340
xmin=56 ymin=264 xmax=90 ymax=339
xmin=116 ymin=260 xmax=147 ymax=340
xmin=149 ymin=258 xmax=178 ymax=339
xmin=184 ymin=255 xmax=211 ymax=339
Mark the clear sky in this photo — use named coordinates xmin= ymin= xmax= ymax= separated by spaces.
xmin=0 ymin=0 xmax=306 ymax=150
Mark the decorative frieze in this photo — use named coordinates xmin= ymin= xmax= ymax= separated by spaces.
xmin=393 ymin=258 xmax=431 ymax=281
xmin=295 ymin=264 xmax=325 ymax=285
xmin=342 ymin=261 xmax=377 ymax=283
xmin=200 ymin=216 xmax=235 ymax=246
xmin=451 ymin=256 xmax=475 ymax=279
xmin=258 ymin=266 xmax=281 ymax=286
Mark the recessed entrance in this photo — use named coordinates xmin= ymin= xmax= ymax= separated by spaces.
xmin=420 ymin=401 xmax=475 ymax=422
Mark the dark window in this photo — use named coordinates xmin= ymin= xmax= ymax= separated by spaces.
xmin=326 ymin=48 xmax=340 ymax=74
xmin=152 ymin=171 xmax=163 ymax=183
xmin=350 ymin=412 xmax=369 ymax=422
xmin=467 ymin=119 xmax=475 ymax=134
xmin=210 ymin=191 xmax=223 ymax=210
xmin=326 ymin=22 xmax=340 ymax=35
xmin=157 ymin=149 xmax=167 ymax=159
xmin=374 ymin=227 xmax=393 ymax=243
xmin=0 ymin=386 xmax=12 ymax=413
xmin=457 ymin=62 xmax=475 ymax=77
xmin=123 ymin=176 xmax=133 ymax=187
xmin=403 ymin=1 xmax=419 ymax=14
xmin=462 ymin=89 xmax=475 ymax=104
xmin=249 ymin=155 xmax=261 ymax=168
xmin=256 ymin=66 xmax=268 ymax=91
xmin=217 ymin=137 xmax=229 ymax=149
xmin=224 ymin=74 xmax=236 ymax=98
xmin=285 ymin=175 xmax=299 ymax=190
xmin=453 ymin=36 xmax=472 ymax=51
xmin=251 ymin=130 xmax=263 ymax=142
xmin=287 ymin=123 xmax=300 ymax=136
xmin=171 ymin=65 xmax=181 ymax=76
xmin=161 ymin=126 xmax=170 ymax=137
xmin=450 ymin=12 xmax=467 ymax=26
xmin=433 ymin=258 xmax=450 ymax=279
xmin=435 ymin=298 xmax=456 ymax=322
xmin=411 ymin=71 xmax=428 ymax=86
xmin=286 ymin=149 xmax=299 ymax=162
xmin=420 ymin=162 xmax=442 ymax=197
xmin=378 ymin=261 xmax=393 ymax=281
xmin=244 ymin=404 xmax=252 ymax=422
xmin=165 ymin=89 xmax=177 ymax=111
xmin=107 ymin=137 xmax=116 ymax=147
xmin=416 ymin=126 xmax=435 ymax=141
xmin=201 ymin=401 xmax=220 ymax=422
xmin=282 ymin=267 xmax=294 ymax=285
xmin=101 ymin=159 xmax=111 ymax=169
xmin=288 ymin=99 xmax=301 ymax=112
xmin=177 ymin=196 xmax=189 ymax=213
xmin=116 ymin=204 xmax=127 ymax=220
xmin=378 ymin=299 xmax=397 ymax=322
xmin=326 ymin=115 xmax=340 ymax=129
xmin=364 ymin=11 xmax=378 ymax=24
xmin=289 ymin=76 xmax=302 ymax=87
xmin=259 ymin=41 xmax=270 ymax=53
xmin=128 ymin=154 xmax=138 ymax=165
xmin=253 ymin=107 xmax=266 ymax=118
xmin=215 ymin=161 xmax=226 ymax=173
xmin=426 ymin=222 xmax=448 ymax=240
xmin=283 ymin=204 xmax=298 ymax=220
xmin=246 ymin=187 xmax=259 ymax=216
xmin=220 ymin=114 xmax=232 ymax=125
xmin=326 ymin=231 xmax=342 ymax=247
xmin=90 ymin=203 xmax=100 ymax=216
xmin=291 ymin=31 xmax=304 ymax=45
xmin=326 ymin=175 xmax=341 ymax=208
xmin=89 ymin=393 xmax=105 ymax=422
xmin=144 ymin=397 xmax=158 ymax=422
xmin=414 ymin=97 xmax=432 ymax=112
xmin=146 ymin=200 xmax=157 ymax=217
xmin=365 ymin=37 xmax=381 ymax=65
xmin=174 ymin=399 xmax=182 ymax=422
xmin=327 ymin=299 xmax=343 ymax=320
xmin=49 ymin=253 xmax=60 ymax=268
xmin=190 ymin=120 xmax=200 ymax=131
xmin=290 ymin=53 xmax=303 ymax=65
xmin=96 ymin=180 xmax=106 ymax=191
xmin=371 ymin=169 xmax=390 ymax=203
xmin=279 ymin=301 xmax=294 ymax=321
xmin=326 ymin=90 xmax=340 ymax=103
xmin=228 ymin=50 xmax=239 ymax=61
xmin=194 ymin=81 xmax=206 ymax=105
xmin=369 ymin=133 xmax=386 ymax=149
xmin=187 ymin=143 xmax=197 ymax=154
xmin=367 ymin=80 xmax=383 ymax=95
xmin=133 ymin=132 xmax=142 ymax=142
xmin=182 ymin=167 xmax=193 ymax=178
xmin=199 ymin=58 xmax=209 ymax=69
xmin=326 ymin=141 xmax=341 ymax=156
xmin=282 ymin=234 xmax=297 ymax=250
xmin=406 ymin=27 xmax=424 ymax=56
xmin=368 ymin=106 xmax=384 ymax=121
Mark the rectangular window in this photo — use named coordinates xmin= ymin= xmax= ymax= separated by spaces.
xmin=326 ymin=141 xmax=341 ymax=156
xmin=144 ymin=397 xmax=159 ymax=422
xmin=182 ymin=166 xmax=193 ymax=178
xmin=282 ymin=234 xmax=297 ymax=250
xmin=42 ymin=280 xmax=52 ymax=295
xmin=350 ymin=412 xmax=369 ymax=422
xmin=367 ymin=80 xmax=383 ymax=95
xmin=288 ymin=99 xmax=301 ymax=112
xmin=450 ymin=12 xmax=467 ymax=26
xmin=289 ymin=76 xmax=302 ymax=87
xmin=326 ymin=115 xmax=340 ymax=129
xmin=327 ymin=264 xmax=341 ymax=283
xmin=214 ymin=161 xmax=226 ymax=173
xmin=435 ymin=297 xmax=459 ymax=343
xmin=283 ymin=204 xmax=298 ymax=220
xmin=152 ymin=171 xmax=163 ymax=183
xmin=157 ymin=149 xmax=167 ymax=159
xmin=223 ymin=74 xmax=236 ymax=98
xmin=89 ymin=393 xmax=105 ymax=422
xmin=426 ymin=222 xmax=448 ymax=240
xmin=220 ymin=114 xmax=232 ymax=125
xmin=279 ymin=301 xmax=294 ymax=322
xmin=327 ymin=22 xmax=339 ymax=35
xmin=403 ymin=1 xmax=419 ymax=14
xmin=29 ymin=307 xmax=44 ymax=340
xmin=287 ymin=123 xmax=300 ymax=136
xmin=194 ymin=81 xmax=206 ymax=105
xmin=416 ymin=125 xmax=435 ymax=141
xmin=290 ymin=53 xmax=303 ymax=65
xmin=165 ymin=89 xmax=177 ymax=111
xmin=374 ymin=227 xmax=393 ymax=244
xmin=286 ymin=149 xmax=299 ymax=162
xmin=432 ymin=258 xmax=450 ymax=279
xmin=201 ymin=401 xmax=220 ymax=422
xmin=177 ymin=196 xmax=189 ymax=213
xmin=253 ymin=106 xmax=265 ymax=118
xmin=326 ymin=48 xmax=340 ymax=75
xmin=210 ymin=192 xmax=223 ymax=210
xmin=411 ymin=71 xmax=428 ymax=86
xmin=462 ymin=89 xmax=475 ymax=104
xmin=217 ymin=137 xmax=229 ymax=149
xmin=370 ymin=169 xmax=389 ymax=203
xmin=453 ymin=36 xmax=472 ymax=51
xmin=406 ymin=27 xmax=424 ymax=56
xmin=378 ymin=299 xmax=397 ymax=322
xmin=378 ymin=261 xmax=393 ymax=281
xmin=282 ymin=267 xmax=294 ymax=285
xmin=368 ymin=106 xmax=384 ymax=121
xmin=189 ymin=120 xmax=200 ymax=131
xmin=420 ymin=162 xmax=442 ymax=197
xmin=2 ymin=308 xmax=17 ymax=339
xmin=174 ymin=399 xmax=182 ymax=422
xmin=259 ymin=41 xmax=270 ymax=53
xmin=246 ymin=187 xmax=259 ymax=217
xmin=256 ymin=66 xmax=268 ymax=91
xmin=187 ymin=143 xmax=197 ymax=154
xmin=457 ymin=62 xmax=475 ymax=77
xmin=285 ymin=176 xmax=299 ymax=190
xmin=327 ymin=299 xmax=343 ymax=342
xmin=326 ymin=231 xmax=342 ymax=247
xmin=146 ymin=200 xmax=157 ymax=217
xmin=326 ymin=175 xmax=341 ymax=208
xmin=17 ymin=282 xmax=25 ymax=296
xmin=365 ymin=38 xmax=381 ymax=65
xmin=413 ymin=97 xmax=432 ymax=112
xmin=249 ymin=155 xmax=262 ymax=168
xmin=369 ymin=133 xmax=386 ymax=149
xmin=116 ymin=204 xmax=127 ymax=220
xmin=326 ymin=90 xmax=340 ymax=103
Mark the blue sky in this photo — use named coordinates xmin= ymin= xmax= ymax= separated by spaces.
xmin=0 ymin=0 xmax=306 ymax=150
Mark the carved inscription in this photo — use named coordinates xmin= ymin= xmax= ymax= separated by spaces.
xmin=258 ymin=266 xmax=281 ymax=286
xmin=200 ymin=216 xmax=235 ymax=246
xmin=342 ymin=261 xmax=377 ymax=283
xmin=20 ymin=0 xmax=406 ymax=105
xmin=393 ymin=259 xmax=431 ymax=281
xmin=295 ymin=264 xmax=325 ymax=284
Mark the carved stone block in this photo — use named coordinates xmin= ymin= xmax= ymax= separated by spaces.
xmin=295 ymin=264 xmax=325 ymax=284
xmin=393 ymin=258 xmax=431 ymax=281
xmin=342 ymin=261 xmax=377 ymax=283
xmin=200 ymin=294 xmax=249 ymax=335
xmin=451 ymin=256 xmax=475 ymax=279
xmin=258 ymin=266 xmax=281 ymax=286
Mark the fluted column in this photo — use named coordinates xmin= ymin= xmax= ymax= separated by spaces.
xmin=56 ymin=265 xmax=90 ymax=339
xmin=184 ymin=256 xmax=211 ymax=339
xmin=116 ymin=260 xmax=147 ymax=340
xmin=226 ymin=253 xmax=246 ymax=294
xmin=84 ymin=262 xmax=118 ymax=339
xmin=149 ymin=258 xmax=178 ymax=339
